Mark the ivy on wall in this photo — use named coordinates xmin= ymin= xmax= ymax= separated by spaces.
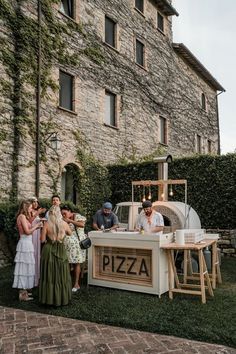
xmin=0 ymin=0 xmax=105 ymax=200
xmin=73 ymin=131 xmax=111 ymax=226
xmin=108 ymin=154 xmax=236 ymax=229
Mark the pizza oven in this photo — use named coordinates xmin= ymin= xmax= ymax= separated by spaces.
xmin=152 ymin=201 xmax=201 ymax=232
xmin=152 ymin=155 xmax=201 ymax=232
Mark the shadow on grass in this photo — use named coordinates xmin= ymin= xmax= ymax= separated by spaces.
xmin=1 ymin=257 xmax=236 ymax=348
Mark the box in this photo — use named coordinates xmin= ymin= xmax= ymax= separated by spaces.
xmin=182 ymin=229 xmax=205 ymax=243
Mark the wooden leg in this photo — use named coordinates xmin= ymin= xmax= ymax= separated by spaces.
xmin=202 ymin=254 xmax=214 ymax=297
xmin=211 ymin=241 xmax=217 ymax=289
xmin=198 ymin=250 xmax=206 ymax=304
xmin=213 ymin=242 xmax=222 ymax=285
xmin=183 ymin=250 xmax=188 ymax=283
xmin=167 ymin=250 xmax=173 ymax=300
xmin=170 ymin=250 xmax=181 ymax=289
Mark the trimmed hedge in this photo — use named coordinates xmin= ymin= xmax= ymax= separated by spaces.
xmin=0 ymin=154 xmax=235 ymax=244
xmin=0 ymin=199 xmax=79 ymax=245
xmin=108 ymin=154 xmax=236 ymax=229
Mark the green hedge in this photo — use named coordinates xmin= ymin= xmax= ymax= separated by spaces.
xmin=108 ymin=154 xmax=236 ymax=229
xmin=0 ymin=199 xmax=79 ymax=246
xmin=0 ymin=154 xmax=235 ymax=242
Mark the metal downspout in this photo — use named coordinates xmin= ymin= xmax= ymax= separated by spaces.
xmin=216 ymin=90 xmax=225 ymax=155
xmin=36 ymin=0 xmax=41 ymax=197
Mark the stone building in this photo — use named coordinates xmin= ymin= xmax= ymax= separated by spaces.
xmin=0 ymin=0 xmax=225 ymax=203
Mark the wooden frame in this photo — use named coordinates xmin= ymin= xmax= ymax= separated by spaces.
xmin=131 ymin=179 xmax=187 ymax=229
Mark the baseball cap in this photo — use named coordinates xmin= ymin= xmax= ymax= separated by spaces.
xmin=103 ymin=202 xmax=112 ymax=209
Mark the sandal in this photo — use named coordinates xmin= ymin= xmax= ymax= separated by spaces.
xmin=72 ymin=287 xmax=80 ymax=292
xmin=19 ymin=290 xmax=33 ymax=301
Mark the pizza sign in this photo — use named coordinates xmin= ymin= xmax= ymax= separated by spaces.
xmin=94 ymin=246 xmax=152 ymax=286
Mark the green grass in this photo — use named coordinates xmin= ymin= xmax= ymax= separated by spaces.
xmin=1 ymin=257 xmax=236 ymax=348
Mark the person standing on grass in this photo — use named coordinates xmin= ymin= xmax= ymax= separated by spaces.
xmin=13 ymin=200 xmax=43 ymax=301
xmin=61 ymin=205 xmax=87 ymax=292
xmin=29 ymin=197 xmax=46 ymax=287
xmin=39 ymin=205 xmax=72 ymax=306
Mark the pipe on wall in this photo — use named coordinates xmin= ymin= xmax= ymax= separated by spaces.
xmin=35 ymin=0 xmax=42 ymax=197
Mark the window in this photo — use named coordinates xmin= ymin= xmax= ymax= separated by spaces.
xmin=105 ymin=16 xmax=116 ymax=48
xmin=196 ymin=134 xmax=201 ymax=153
xmin=157 ymin=12 xmax=164 ymax=32
xmin=207 ymin=139 xmax=212 ymax=153
xmin=159 ymin=116 xmax=167 ymax=144
xmin=136 ymin=39 xmax=144 ymax=67
xmin=105 ymin=90 xmax=116 ymax=126
xmin=116 ymin=206 xmax=129 ymax=224
xmin=59 ymin=71 xmax=74 ymax=111
xmin=60 ymin=0 xmax=74 ymax=18
xmin=201 ymin=93 xmax=206 ymax=110
xmin=135 ymin=0 xmax=144 ymax=13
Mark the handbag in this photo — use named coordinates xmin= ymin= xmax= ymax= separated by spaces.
xmin=79 ymin=237 xmax=91 ymax=250
xmin=74 ymin=226 xmax=91 ymax=249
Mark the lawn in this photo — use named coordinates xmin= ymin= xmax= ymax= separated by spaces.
xmin=1 ymin=257 xmax=236 ymax=348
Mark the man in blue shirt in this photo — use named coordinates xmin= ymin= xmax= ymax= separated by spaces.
xmin=92 ymin=202 xmax=119 ymax=231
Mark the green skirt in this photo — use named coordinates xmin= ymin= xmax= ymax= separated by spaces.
xmin=39 ymin=240 xmax=72 ymax=306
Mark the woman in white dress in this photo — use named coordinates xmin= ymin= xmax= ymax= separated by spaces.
xmin=12 ymin=200 xmax=43 ymax=301
xmin=61 ymin=206 xmax=86 ymax=292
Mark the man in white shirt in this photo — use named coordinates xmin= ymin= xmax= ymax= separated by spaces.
xmin=136 ymin=200 xmax=164 ymax=235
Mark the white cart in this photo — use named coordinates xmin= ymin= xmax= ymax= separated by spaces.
xmin=88 ymin=231 xmax=173 ymax=296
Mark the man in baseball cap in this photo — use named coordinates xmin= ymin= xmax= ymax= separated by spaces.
xmin=92 ymin=201 xmax=119 ymax=231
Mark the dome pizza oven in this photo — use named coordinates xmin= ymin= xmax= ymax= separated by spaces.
xmin=131 ymin=155 xmax=202 ymax=231
xmin=152 ymin=201 xmax=201 ymax=232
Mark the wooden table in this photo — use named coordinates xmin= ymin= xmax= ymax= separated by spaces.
xmin=161 ymin=239 xmax=222 ymax=304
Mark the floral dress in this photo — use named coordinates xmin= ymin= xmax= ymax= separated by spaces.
xmin=63 ymin=213 xmax=86 ymax=264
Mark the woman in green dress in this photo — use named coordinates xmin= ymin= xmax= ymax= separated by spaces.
xmin=39 ymin=205 xmax=72 ymax=306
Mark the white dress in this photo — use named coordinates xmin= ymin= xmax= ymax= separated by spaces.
xmin=12 ymin=234 xmax=35 ymax=289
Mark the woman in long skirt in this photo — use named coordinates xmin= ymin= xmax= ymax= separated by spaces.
xmin=39 ymin=205 xmax=72 ymax=306
xmin=13 ymin=200 xmax=43 ymax=301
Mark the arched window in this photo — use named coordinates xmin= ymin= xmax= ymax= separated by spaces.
xmin=201 ymin=93 xmax=206 ymax=110
xmin=61 ymin=163 xmax=79 ymax=204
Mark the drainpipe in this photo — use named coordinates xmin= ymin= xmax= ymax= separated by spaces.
xmin=35 ymin=0 xmax=42 ymax=197
xmin=216 ymin=90 xmax=225 ymax=155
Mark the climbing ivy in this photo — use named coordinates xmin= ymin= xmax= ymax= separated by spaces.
xmin=0 ymin=0 xmax=105 ymax=200
xmin=73 ymin=130 xmax=111 ymax=225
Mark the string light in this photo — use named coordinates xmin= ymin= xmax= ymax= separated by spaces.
xmin=142 ymin=185 xmax=146 ymax=202
xmin=148 ymin=185 xmax=152 ymax=200
xmin=169 ymin=184 xmax=174 ymax=197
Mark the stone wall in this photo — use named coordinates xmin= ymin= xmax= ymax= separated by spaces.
xmin=0 ymin=9 xmax=15 ymax=201
xmin=206 ymin=229 xmax=236 ymax=258
xmin=0 ymin=0 xmax=222 ymax=200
